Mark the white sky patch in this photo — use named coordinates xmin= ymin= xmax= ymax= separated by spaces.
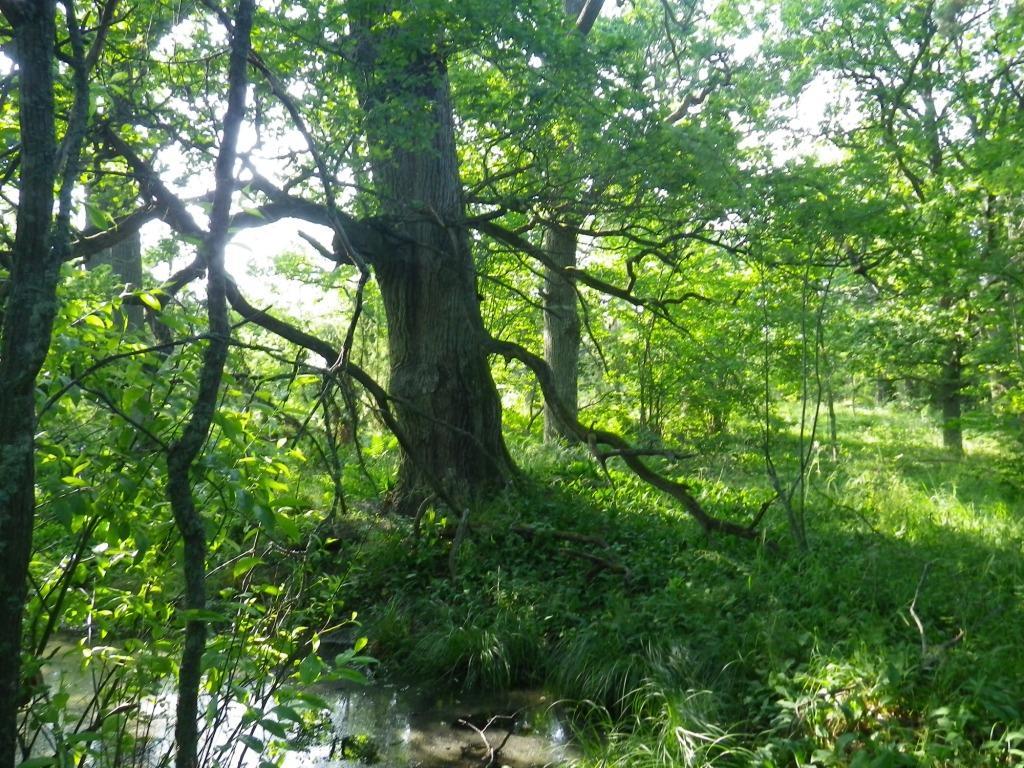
xmin=142 ymin=214 xmax=345 ymax=315
xmin=740 ymin=72 xmax=856 ymax=165
xmin=731 ymin=29 xmax=763 ymax=62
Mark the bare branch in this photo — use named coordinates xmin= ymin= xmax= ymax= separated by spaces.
xmin=475 ymin=219 xmax=688 ymax=322
xmin=486 ymin=336 xmax=762 ymax=540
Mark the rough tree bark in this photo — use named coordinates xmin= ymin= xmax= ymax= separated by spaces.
xmin=0 ymin=2 xmax=83 ymax=764
xmin=0 ymin=7 xmax=58 ymax=764
xmin=353 ymin=9 xmax=513 ymax=507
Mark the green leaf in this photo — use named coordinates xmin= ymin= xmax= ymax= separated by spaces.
xmin=137 ymin=292 xmax=163 ymax=311
xmin=290 ymin=692 xmax=330 ymax=709
xmin=297 ymin=654 xmax=323 ymax=685
xmin=331 ymin=667 xmax=368 ymax=685
xmin=272 ymin=705 xmax=303 ymax=724
xmin=83 ymin=314 xmax=108 ymax=329
xmin=259 ymin=718 xmax=288 ymax=739
xmin=238 ymin=735 xmax=264 ymax=753
xmin=65 ymin=731 xmax=102 ymax=745
xmin=84 ymin=201 xmax=115 ymax=229
xmin=17 ymin=757 xmax=58 ymax=768
xmin=231 ymin=557 xmax=264 ymax=579
xmin=17 ymin=759 xmax=57 ymax=768
xmin=273 ymin=511 xmax=300 ymax=542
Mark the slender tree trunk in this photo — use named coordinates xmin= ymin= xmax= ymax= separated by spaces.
xmin=936 ymin=341 xmax=964 ymax=456
xmin=354 ymin=15 xmax=513 ymax=507
xmin=875 ymin=377 xmax=894 ymax=404
xmin=0 ymin=5 xmax=58 ymax=766
xmin=827 ymin=375 xmax=838 ymax=460
xmin=163 ymin=4 xmax=252 ymax=766
xmin=543 ymin=224 xmax=581 ymax=442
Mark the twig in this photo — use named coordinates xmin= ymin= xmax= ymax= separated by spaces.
xmin=595 ymin=447 xmax=698 ymax=462
xmin=746 ymin=494 xmax=777 ymax=532
xmin=456 ymin=714 xmax=517 ymax=767
xmin=563 ymin=548 xmax=630 ymax=578
xmin=457 ymin=717 xmax=493 ymax=765
xmin=909 ymin=561 xmax=933 ymax=657
xmin=412 ymin=494 xmax=436 ymax=541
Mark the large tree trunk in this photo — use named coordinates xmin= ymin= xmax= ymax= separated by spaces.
xmin=542 ymin=224 xmax=581 ymax=442
xmin=0 ymin=5 xmax=59 ymax=766
xmin=354 ymin=13 xmax=513 ymax=507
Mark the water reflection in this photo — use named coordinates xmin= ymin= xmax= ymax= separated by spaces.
xmin=302 ymin=684 xmax=574 ymax=768
xmin=39 ymin=641 xmax=573 ymax=768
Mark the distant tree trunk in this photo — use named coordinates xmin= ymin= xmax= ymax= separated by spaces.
xmin=354 ymin=15 xmax=513 ymax=506
xmin=542 ymin=223 xmax=581 ymax=443
xmin=936 ymin=341 xmax=964 ymax=456
xmin=540 ymin=0 xmax=593 ymax=443
xmin=0 ymin=5 xmax=59 ymax=766
xmin=89 ymin=229 xmax=144 ymax=330
xmin=875 ymin=377 xmax=894 ymax=404
xmin=637 ymin=317 xmax=662 ymax=437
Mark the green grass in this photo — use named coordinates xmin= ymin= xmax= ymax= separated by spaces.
xmin=333 ymin=404 xmax=1024 ymax=767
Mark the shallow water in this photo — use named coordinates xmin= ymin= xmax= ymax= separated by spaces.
xmin=39 ymin=640 xmax=574 ymax=767
xmin=299 ymin=683 xmax=574 ymax=768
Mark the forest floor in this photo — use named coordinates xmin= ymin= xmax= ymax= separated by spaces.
xmin=330 ymin=404 xmax=1024 ymax=767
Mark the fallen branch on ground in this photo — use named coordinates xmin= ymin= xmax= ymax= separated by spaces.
xmin=456 ymin=714 xmax=516 ymax=767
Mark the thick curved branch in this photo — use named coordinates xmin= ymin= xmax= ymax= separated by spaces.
xmin=486 ymin=336 xmax=760 ymax=540
xmin=102 ymin=125 xmax=207 ymax=238
xmin=245 ymin=49 xmax=368 ymax=272
xmin=475 ymin=218 xmax=699 ymax=321
xmin=221 ymin=278 xmax=467 ymax=517
xmin=72 ymin=205 xmax=159 ymax=262
xmin=104 ymin=122 xmax=391 ymax=266
xmin=233 ymin=173 xmax=389 ymax=260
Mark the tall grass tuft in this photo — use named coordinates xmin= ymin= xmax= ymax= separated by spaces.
xmin=571 ymin=685 xmax=755 ymax=768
